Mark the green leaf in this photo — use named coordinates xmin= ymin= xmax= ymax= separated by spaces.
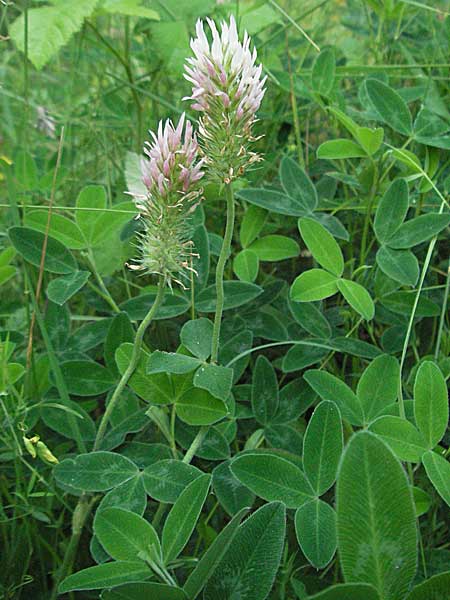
xmin=195 ymin=281 xmax=263 ymax=312
xmin=337 ymin=279 xmax=375 ymax=320
xmin=105 ymin=312 xmax=134 ymax=375
xmin=233 ymin=249 xmax=259 ymax=282
xmin=116 ymin=344 xmax=172 ymax=404
xmin=25 ymin=211 xmax=87 ymax=249
xmin=422 ymin=451 xmax=450 ymax=508
xmin=365 ymin=79 xmax=412 ymax=135
xmin=290 ymin=269 xmax=339 ymax=302
xmin=176 ymin=388 xmax=227 ymax=426
xmin=121 ymin=292 xmax=190 ymax=321
xmin=406 ymin=571 xmax=450 ymax=600
xmin=357 ymin=354 xmax=400 ymax=423
xmin=180 ymin=318 xmax=213 ymax=360
xmin=193 ymin=363 xmax=234 ymax=401
xmin=10 ymin=0 xmax=98 ymax=70
xmin=183 ymin=508 xmax=249 ymax=600
xmin=142 ymin=460 xmax=202 ymax=503
xmin=0 ymin=266 xmax=15 ymax=286
xmin=304 ymin=369 xmax=364 ymax=426
xmin=101 ymin=583 xmax=186 ymax=600
xmin=212 ymin=460 xmax=255 ymax=516
xmin=98 ymin=476 xmax=147 ymax=516
xmin=280 ymin=156 xmax=318 ymax=213
xmin=289 ymin=298 xmax=332 ymax=339
xmin=303 ymin=401 xmax=343 ymax=495
xmin=240 ymin=205 xmax=267 ymax=248
xmin=75 ymin=185 xmax=107 ymax=246
xmin=295 ymin=499 xmax=337 ymax=569
xmin=162 ymin=473 xmax=210 ymax=564
xmin=317 ymin=139 xmax=367 ymax=159
xmin=308 ymin=583 xmax=381 ymax=600
xmin=312 ymin=47 xmax=336 ymax=97
xmin=236 ymin=188 xmax=310 ymax=217
xmin=54 ymin=452 xmax=139 ymax=492
xmin=147 ymin=351 xmax=201 ymax=375
xmin=248 ymin=235 xmax=299 ymax=262
xmin=282 ymin=344 xmax=329 ymax=372
xmin=100 ymin=0 xmax=159 ymax=19
xmin=59 ymin=561 xmax=150 ymax=593
xmin=251 ymin=355 xmax=279 ymax=426
xmin=231 ymin=453 xmax=314 ymax=508
xmin=376 ymin=247 xmax=419 ymax=286
xmin=94 ymin=507 xmax=160 ymax=561
xmin=373 ymin=179 xmax=409 ymax=243
xmin=381 ymin=291 xmax=440 ymax=317
xmin=414 ymin=361 xmax=449 ymax=449
xmin=356 ymin=127 xmax=384 ymax=156
xmin=387 ymin=213 xmax=450 ymax=249
xmin=9 ymin=226 xmax=77 ymax=274
xmin=369 ymin=416 xmax=428 ymax=462
xmin=337 ymin=432 xmax=417 ymax=600
xmin=46 ymin=271 xmax=90 ymax=305
xmin=58 ymin=360 xmax=115 ymax=396
xmin=412 ymin=486 xmax=431 ymax=517
xmin=299 ymin=217 xmax=344 ymax=277
xmin=204 ymin=502 xmax=286 ymax=600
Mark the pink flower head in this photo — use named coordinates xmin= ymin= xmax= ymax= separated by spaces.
xmin=183 ymin=16 xmax=266 ymax=182
xmin=184 ymin=16 xmax=266 ymax=127
xmin=139 ymin=113 xmax=204 ymax=204
xmin=128 ymin=114 xmax=204 ymax=288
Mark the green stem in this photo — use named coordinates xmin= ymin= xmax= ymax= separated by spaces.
xmin=183 ymin=427 xmax=208 ymax=464
xmin=94 ymin=275 xmax=166 ymax=450
xmin=360 ymin=160 xmax=378 ymax=266
xmin=50 ymin=495 xmax=96 ymax=600
xmin=434 ymin=258 xmax=450 ymax=360
xmin=86 ymin=250 xmax=121 ymax=313
xmin=211 ymin=184 xmax=235 ymax=364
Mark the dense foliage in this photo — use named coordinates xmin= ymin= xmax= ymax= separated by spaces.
xmin=1 ymin=1 xmax=449 ymax=599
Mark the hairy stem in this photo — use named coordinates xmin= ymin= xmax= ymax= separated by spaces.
xmin=211 ymin=184 xmax=235 ymax=363
xmin=94 ymin=275 xmax=166 ymax=450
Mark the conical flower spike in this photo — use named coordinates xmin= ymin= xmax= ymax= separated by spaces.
xmin=129 ymin=113 xmax=204 ymax=288
xmin=184 ymin=16 xmax=266 ymax=183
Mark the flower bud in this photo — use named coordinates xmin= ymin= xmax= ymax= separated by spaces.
xmin=36 ymin=441 xmax=59 ymax=464
xmin=23 ymin=436 xmax=37 ymax=458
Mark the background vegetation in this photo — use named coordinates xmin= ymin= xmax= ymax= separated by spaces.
xmin=0 ymin=1 xmax=449 ymax=599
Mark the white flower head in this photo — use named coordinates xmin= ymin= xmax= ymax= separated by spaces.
xmin=184 ymin=16 xmax=266 ymax=182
